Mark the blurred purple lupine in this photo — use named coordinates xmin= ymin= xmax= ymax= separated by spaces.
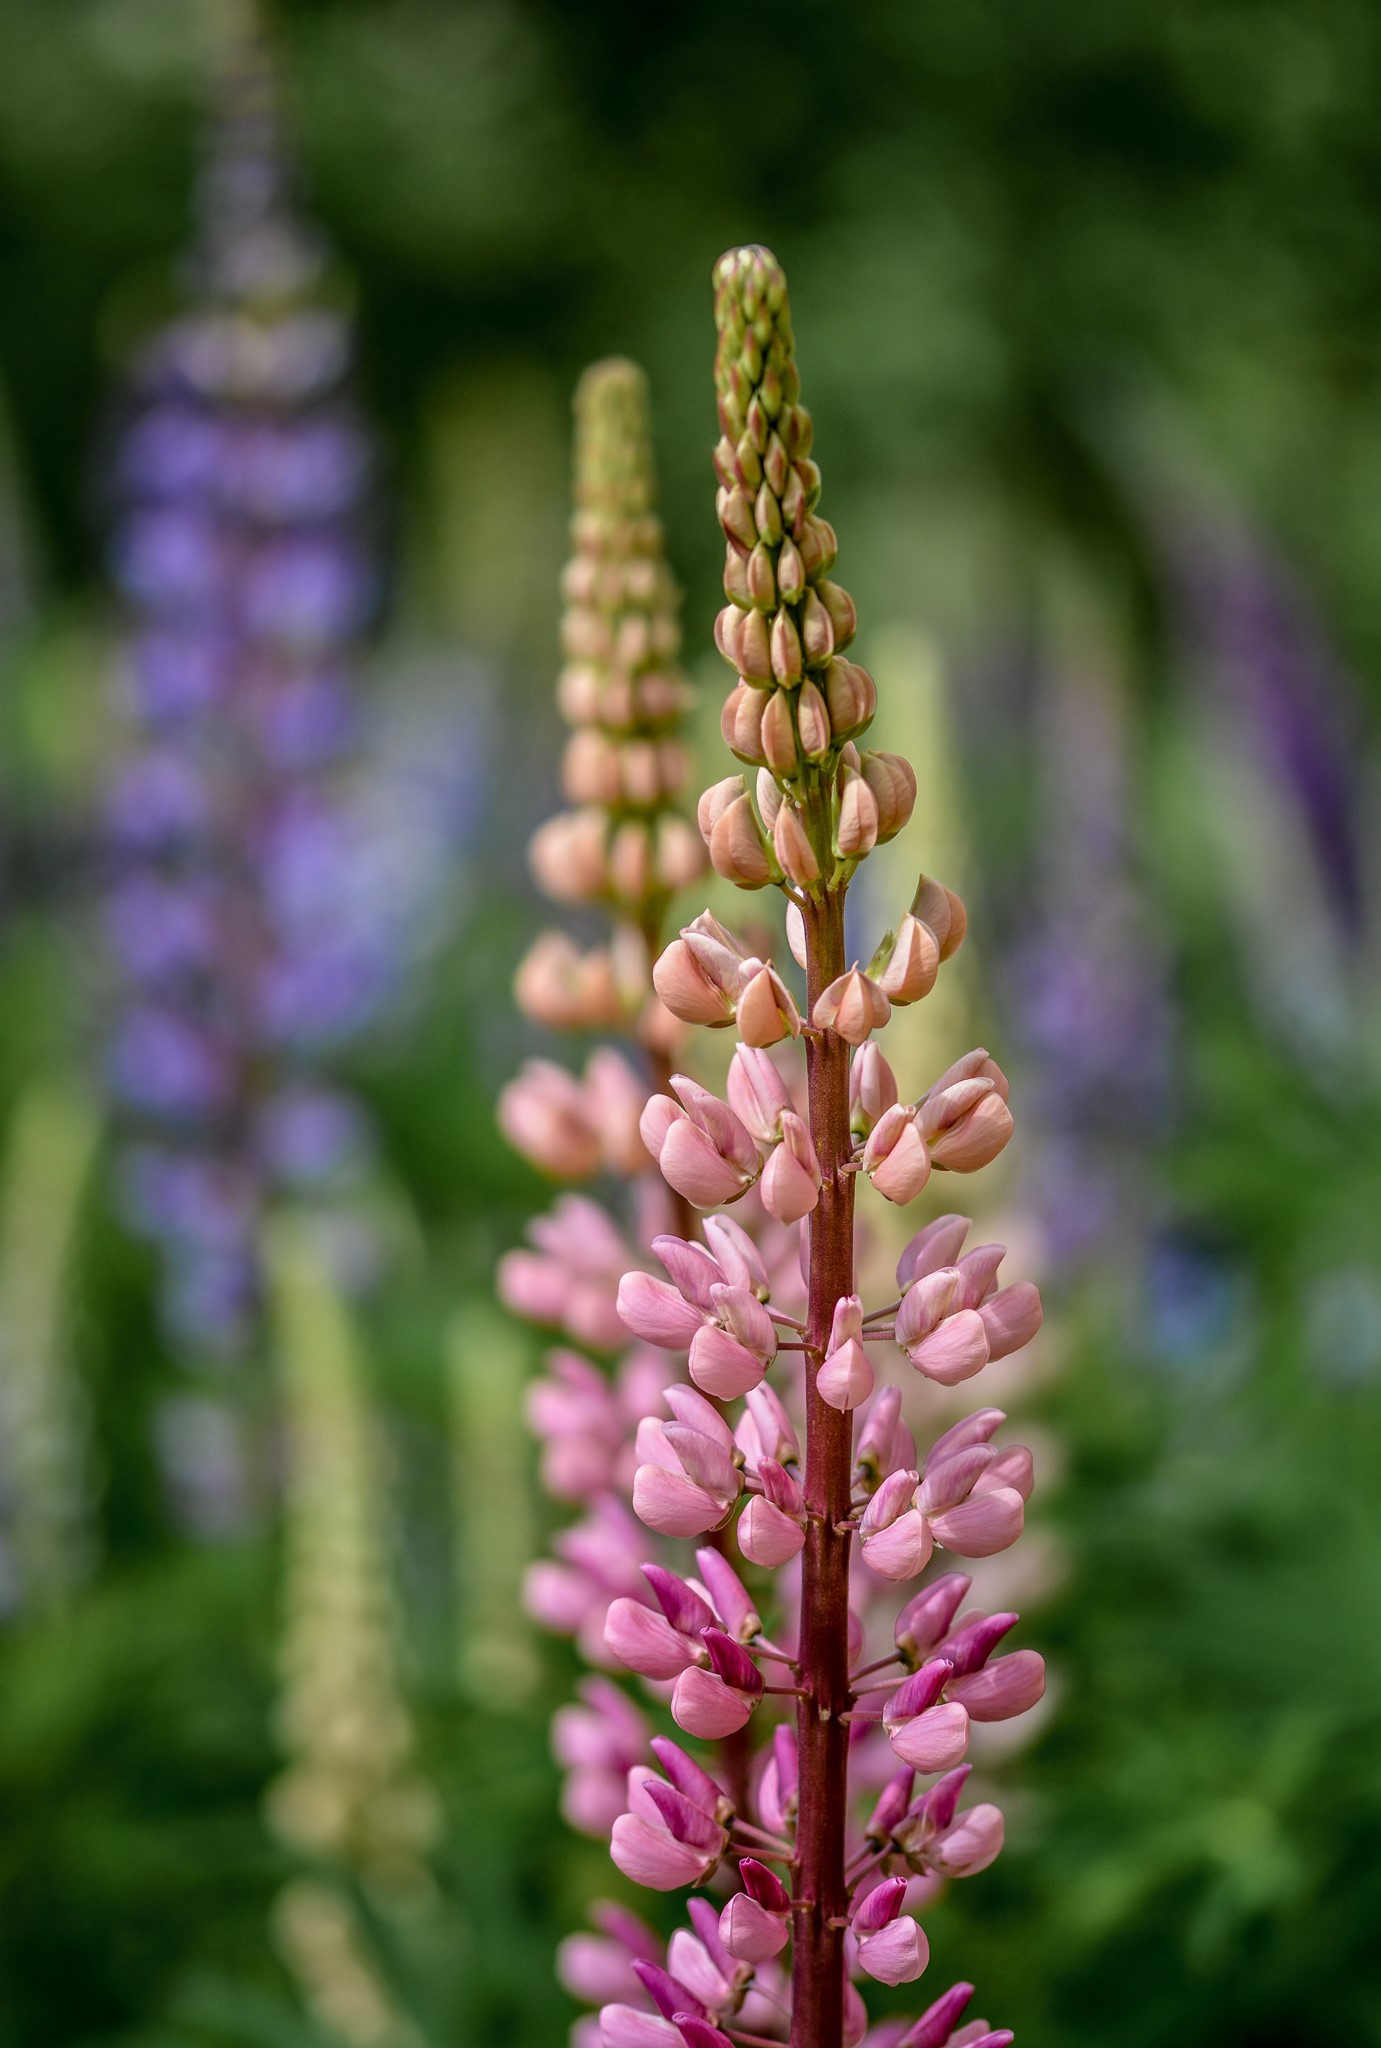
xmin=101 ymin=34 xmax=447 ymax=1355
xmin=1005 ymin=646 xmax=1175 ymax=1279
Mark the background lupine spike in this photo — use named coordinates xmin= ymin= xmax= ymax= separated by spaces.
xmin=263 ymin=1221 xmax=437 ymax=2047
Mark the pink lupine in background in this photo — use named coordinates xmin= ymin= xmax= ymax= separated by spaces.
xmin=505 ymin=249 xmax=1048 ymax=2048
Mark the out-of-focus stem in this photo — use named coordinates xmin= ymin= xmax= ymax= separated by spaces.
xmin=792 ymin=873 xmax=854 ymax=2048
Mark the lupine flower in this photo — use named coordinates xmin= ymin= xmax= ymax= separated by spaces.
xmin=102 ymin=38 xmax=452 ymax=1355
xmin=264 ymin=1223 xmax=436 ymax=2045
xmin=516 ymin=247 xmax=1046 ymax=2048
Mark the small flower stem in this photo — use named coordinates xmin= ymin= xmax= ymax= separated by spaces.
xmin=862 ymin=1299 xmax=902 ymax=1324
xmin=850 ymin=1653 xmax=902 ymax=1681
xmin=790 ymin=876 xmax=854 ymax=2048
xmin=732 ymin=1822 xmax=796 ymax=1858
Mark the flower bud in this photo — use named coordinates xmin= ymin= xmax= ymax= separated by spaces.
xmin=719 ymin=1893 xmax=789 ymax=1965
xmin=639 ymin=1076 xmax=761 ymax=1209
xmin=498 ymin=1060 xmax=603 ymax=1179
xmin=861 ymin=1104 xmax=932 ymax=1205
xmin=672 ymin=1665 xmax=756 ymax=1739
xmin=770 ymin=607 xmax=803 ymax=684
xmin=737 ymin=1495 xmax=805 ymax=1566
xmin=817 ymin=579 xmax=857 ymax=650
xmin=688 ymin=1323 xmax=768 ymax=1400
xmin=823 ymin=657 xmax=876 ymax=741
xmin=735 ymin=962 xmax=802 ymax=1047
xmin=857 ymin=1914 xmax=929 ymax=1987
xmin=850 ymin=1042 xmax=899 ymax=1138
xmin=727 ymin=1044 xmax=793 ymax=1145
xmin=773 ymin=801 xmax=820 ymax=886
xmin=946 ymin=1649 xmax=1046 ymax=1722
xmin=737 ymin=606 xmax=774 ymax=683
xmin=653 ymin=940 xmax=738 ymax=1027
xmin=836 ymin=766 xmax=880 ymax=857
xmin=747 ymin=541 xmax=777 ymax=609
xmin=913 ymin=875 xmax=968 ymax=960
xmin=796 ymin=677 xmax=832 ymax=761
xmin=530 ymin=807 xmax=608 ymax=902
xmin=873 ymin=914 xmax=941 ymax=1005
xmin=799 ymin=586 xmax=835 ymax=665
xmin=709 ymin=795 xmax=774 ymax=889
xmin=813 ymin=965 xmax=890 ymax=1045
xmin=858 ymin=751 xmax=917 ymax=843
xmin=761 ymin=688 xmax=799 ymax=777
xmin=608 ymin=820 xmax=653 ymax=901
xmin=920 ymin=1077 xmax=1014 ymax=1173
xmin=776 ymin=536 xmax=806 ymax=603
xmin=720 ymin=682 xmax=769 ymax=764
xmin=761 ymin=1110 xmax=822 ymax=1225
xmin=654 ymin=815 xmax=706 ymax=890
xmin=722 ymin=542 xmax=752 ymax=608
xmin=817 ymin=1294 xmax=873 ymax=1410
xmin=515 ymin=932 xmax=624 ymax=1031
xmin=887 ymin=1700 xmax=971 ymax=1774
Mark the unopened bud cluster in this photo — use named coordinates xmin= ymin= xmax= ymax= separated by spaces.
xmin=528 ymin=359 xmax=706 ymax=936
xmin=705 ymin=245 xmax=917 ymax=895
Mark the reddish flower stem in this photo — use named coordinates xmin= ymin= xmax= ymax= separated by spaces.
xmin=791 ymin=881 xmax=855 ymax=2048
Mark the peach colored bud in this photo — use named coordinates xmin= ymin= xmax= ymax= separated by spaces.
xmin=736 ymin=963 xmax=802 ymax=1048
xmin=723 ymin=541 xmax=753 ymax=608
xmin=727 ymin=1044 xmax=793 ymax=1145
xmin=754 ymin=767 xmax=783 ymax=828
xmin=719 ymin=484 xmax=756 ymax=549
xmin=812 ymin=965 xmax=890 ymax=1045
xmin=776 ymin=536 xmax=806 ymax=604
xmin=699 ymin=773 xmax=745 ymax=839
xmin=921 ymin=1079 xmax=1014 ymax=1173
xmin=608 ymin=820 xmax=653 ymax=901
xmin=654 ymin=815 xmax=708 ymax=890
xmin=747 ymin=542 xmax=777 ymax=609
xmin=769 ymin=607 xmax=803 ymax=685
xmin=785 ymin=901 xmax=807 ymax=968
xmin=850 ymin=1042 xmax=899 ymax=1138
xmin=797 ymin=513 xmax=837 ymax=579
xmin=530 ymin=808 xmax=608 ymax=903
xmin=860 ymin=752 xmax=917 ymax=843
xmin=912 ymin=876 xmax=968 ymax=960
xmin=761 ymin=1111 xmax=822 ymax=1225
xmin=738 ymin=606 xmax=774 ymax=683
xmin=823 ymin=658 xmax=876 ymax=741
xmin=796 ymin=677 xmax=832 ymax=761
xmin=773 ymin=801 xmax=820 ymax=886
xmin=817 ymin=579 xmax=857 ymax=651
xmin=514 ymin=932 xmax=624 ymax=1031
xmin=498 ymin=1059 xmax=602 ymax=1179
xmin=799 ymin=587 xmax=834 ymax=665
xmin=721 ymin=683 xmax=769 ymax=765
xmin=875 ymin=914 xmax=941 ymax=1004
xmin=738 ymin=1495 xmax=806 ymax=1567
xmin=861 ymin=1105 xmax=932 ymax=1205
xmin=761 ymin=688 xmax=799 ymax=777
xmin=654 ymin=939 xmax=737 ymax=1027
xmin=562 ymin=728 xmax=618 ymax=805
xmin=585 ymin=1049 xmax=651 ymax=1175
xmin=709 ymin=795 xmax=774 ymax=889
xmin=754 ymin=480 xmax=784 ymax=547
xmin=836 ymin=766 xmax=880 ymax=858
xmin=714 ymin=602 xmax=745 ymax=668
xmin=928 ymin=1047 xmax=1009 ymax=1099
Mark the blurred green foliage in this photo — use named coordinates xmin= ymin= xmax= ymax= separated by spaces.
xmin=1 ymin=2 xmax=1380 ymax=2045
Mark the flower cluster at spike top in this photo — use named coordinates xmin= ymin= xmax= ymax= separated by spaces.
xmin=102 ymin=36 xmax=396 ymax=1354
xmin=502 ymin=249 xmax=1046 ymax=2048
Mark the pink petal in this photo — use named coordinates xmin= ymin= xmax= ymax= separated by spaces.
xmin=632 ymin=1464 xmax=728 ymax=1537
xmin=928 ymin=1485 xmax=1025 ymax=1558
xmin=946 ymin=1650 xmax=1046 ymax=1722
xmin=887 ymin=1700 xmax=971 ymax=1773
xmin=737 ymin=1496 xmax=806 ymax=1567
xmin=905 ymin=1308 xmax=991 ymax=1385
xmin=860 ymin=1508 xmax=934 ymax=1581
xmin=719 ymin=1893 xmax=789 ymax=1964
xmin=609 ymin=1815 xmax=715 ymax=1892
xmin=858 ymin=1916 xmax=930 ymax=1986
xmin=671 ymin=1666 xmax=756 ymax=1739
